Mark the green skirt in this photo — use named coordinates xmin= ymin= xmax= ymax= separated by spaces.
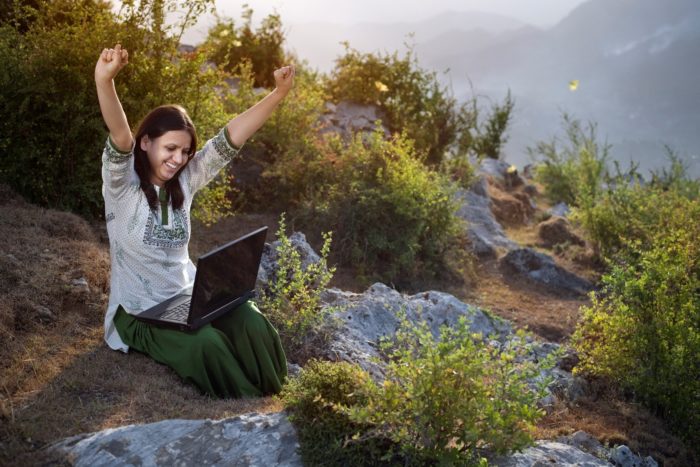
xmin=114 ymin=300 xmax=287 ymax=398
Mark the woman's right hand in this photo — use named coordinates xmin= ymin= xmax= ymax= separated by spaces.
xmin=95 ymin=44 xmax=129 ymax=82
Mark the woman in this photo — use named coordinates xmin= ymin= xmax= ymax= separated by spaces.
xmin=96 ymin=43 xmax=294 ymax=398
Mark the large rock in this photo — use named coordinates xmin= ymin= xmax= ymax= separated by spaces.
xmin=479 ymin=158 xmax=525 ymax=188
xmin=455 ymin=179 xmax=518 ymax=258
xmin=49 ymin=412 xmax=301 ymax=467
xmin=492 ymin=441 xmax=612 ymax=466
xmin=318 ymin=101 xmax=390 ymax=139
xmin=499 ymin=248 xmax=594 ymax=296
xmin=257 ymin=231 xmax=322 ymax=289
xmin=537 ymin=216 xmax=585 ymax=248
xmin=321 ymin=282 xmax=512 ymax=377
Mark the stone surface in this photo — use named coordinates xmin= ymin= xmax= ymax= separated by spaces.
xmin=537 ymin=216 xmax=585 ymax=248
xmin=321 ymin=282 xmax=513 ymax=378
xmin=479 ymin=158 xmax=525 ymax=188
xmin=499 ymin=248 xmax=593 ymax=296
xmin=610 ymin=445 xmax=658 ymax=467
xmin=492 ymin=441 xmax=612 ymax=466
xmin=257 ymin=231 xmax=322 ymax=289
xmin=49 ymin=412 xmax=301 ymax=467
xmin=455 ymin=180 xmax=518 ymax=258
xmin=318 ymin=100 xmax=390 ymax=139
xmin=549 ymin=202 xmax=571 ymax=218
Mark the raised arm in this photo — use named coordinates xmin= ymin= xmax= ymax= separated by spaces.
xmin=226 ymin=65 xmax=296 ymax=148
xmin=95 ymin=44 xmax=133 ymax=152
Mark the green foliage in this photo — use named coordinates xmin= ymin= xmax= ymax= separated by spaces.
xmin=224 ymin=61 xmax=328 ymax=208
xmin=441 ymin=153 xmax=477 ymax=189
xmin=648 ymin=146 xmax=700 ymax=200
xmin=529 ymin=114 xmax=610 ymax=207
xmin=280 ymin=317 xmax=554 ymax=465
xmin=572 ymin=196 xmax=700 ymax=442
xmin=278 ymin=359 xmax=396 ymax=466
xmin=0 ymin=0 xmax=238 ymax=219
xmin=260 ymin=214 xmax=336 ymax=363
xmin=303 ymin=127 xmax=463 ymax=286
xmin=326 ymin=43 xmax=458 ymax=165
xmin=350 ymin=315 xmax=552 ymax=465
xmin=457 ymin=90 xmax=515 ymax=160
xmin=200 ymin=5 xmax=285 ymax=88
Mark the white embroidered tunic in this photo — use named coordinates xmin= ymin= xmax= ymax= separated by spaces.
xmin=101 ymin=127 xmax=241 ymax=352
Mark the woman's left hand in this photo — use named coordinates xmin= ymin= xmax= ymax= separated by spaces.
xmin=273 ymin=65 xmax=295 ymax=95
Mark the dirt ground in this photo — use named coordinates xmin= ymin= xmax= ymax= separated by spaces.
xmin=0 ymin=186 xmax=697 ymax=465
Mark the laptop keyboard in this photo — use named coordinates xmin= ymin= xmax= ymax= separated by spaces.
xmin=160 ymin=299 xmax=191 ymax=323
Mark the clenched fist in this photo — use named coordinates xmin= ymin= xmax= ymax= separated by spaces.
xmin=95 ymin=44 xmax=129 ymax=82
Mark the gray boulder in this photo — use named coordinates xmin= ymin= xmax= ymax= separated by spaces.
xmin=455 ymin=179 xmax=518 ymax=258
xmin=549 ymin=202 xmax=571 ymax=218
xmin=492 ymin=441 xmax=612 ymax=466
xmin=500 ymin=248 xmax=593 ymax=296
xmin=478 ymin=158 xmax=525 ymax=188
xmin=257 ymin=231 xmax=321 ymax=289
xmin=321 ymin=282 xmax=512 ymax=378
xmin=318 ymin=101 xmax=390 ymax=139
xmin=49 ymin=412 xmax=301 ymax=467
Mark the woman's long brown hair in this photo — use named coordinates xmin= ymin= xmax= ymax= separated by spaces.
xmin=133 ymin=105 xmax=197 ymax=210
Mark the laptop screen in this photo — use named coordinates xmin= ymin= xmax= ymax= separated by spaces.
xmin=189 ymin=227 xmax=267 ymax=320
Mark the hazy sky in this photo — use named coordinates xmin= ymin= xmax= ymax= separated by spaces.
xmin=213 ymin=0 xmax=588 ymax=27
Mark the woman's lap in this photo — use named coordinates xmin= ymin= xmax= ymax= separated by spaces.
xmin=114 ymin=300 xmax=286 ymax=398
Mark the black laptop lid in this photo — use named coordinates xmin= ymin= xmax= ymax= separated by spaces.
xmin=189 ymin=227 xmax=268 ymax=322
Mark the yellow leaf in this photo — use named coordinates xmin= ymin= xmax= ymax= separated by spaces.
xmin=374 ymin=80 xmax=389 ymax=93
xmin=569 ymin=79 xmax=579 ymax=91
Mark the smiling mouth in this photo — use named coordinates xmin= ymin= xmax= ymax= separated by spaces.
xmin=165 ymin=162 xmax=179 ymax=170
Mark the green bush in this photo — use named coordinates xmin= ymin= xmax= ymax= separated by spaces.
xmin=572 ymin=199 xmax=700 ymax=442
xmin=221 ymin=60 xmax=327 ymax=209
xmin=302 ymin=127 xmax=464 ymax=286
xmin=457 ymin=90 xmax=515 ymax=160
xmin=260 ymin=214 xmax=336 ymax=364
xmin=278 ymin=359 xmax=397 ymax=466
xmin=529 ymin=114 xmax=610 ymax=207
xmin=199 ymin=5 xmax=285 ymax=88
xmin=281 ymin=316 xmax=554 ymax=465
xmin=326 ymin=44 xmax=458 ymax=165
xmin=351 ymin=315 xmax=552 ymax=465
xmin=0 ymin=0 xmax=236 ymax=219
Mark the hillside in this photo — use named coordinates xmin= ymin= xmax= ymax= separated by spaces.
xmin=1 ymin=174 xmax=696 ymax=464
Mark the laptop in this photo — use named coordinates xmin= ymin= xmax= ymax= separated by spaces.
xmin=135 ymin=226 xmax=268 ymax=331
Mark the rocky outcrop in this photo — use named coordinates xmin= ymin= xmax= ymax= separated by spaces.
xmin=320 ymin=282 xmax=513 ymax=378
xmin=257 ymin=231 xmax=321 ymax=289
xmin=500 ymin=248 xmax=594 ymax=296
xmin=456 ymin=178 xmax=518 ymax=258
xmin=49 ymin=412 xmax=301 ymax=467
xmin=537 ymin=215 xmax=586 ymax=248
xmin=318 ymin=101 xmax=391 ymax=139
xmin=492 ymin=441 xmax=612 ymax=466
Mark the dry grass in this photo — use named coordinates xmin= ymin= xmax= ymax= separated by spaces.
xmin=0 ymin=188 xmax=280 ymax=465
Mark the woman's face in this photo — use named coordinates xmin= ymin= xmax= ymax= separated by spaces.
xmin=140 ymin=130 xmax=192 ymax=187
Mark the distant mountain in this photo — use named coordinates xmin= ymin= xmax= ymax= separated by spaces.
xmin=434 ymin=0 xmax=700 ymax=175
xmin=285 ymin=10 xmax=525 ymax=72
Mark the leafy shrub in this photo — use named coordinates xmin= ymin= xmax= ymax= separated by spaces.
xmin=572 ymin=198 xmax=700 ymax=442
xmin=278 ymin=359 xmax=396 ymax=466
xmin=529 ymin=114 xmax=609 ymax=207
xmin=302 ymin=127 xmax=463 ymax=286
xmin=0 ymin=0 xmax=235 ymax=219
xmin=351 ymin=315 xmax=552 ymax=465
xmin=199 ymin=5 xmax=285 ymax=88
xmin=457 ymin=90 xmax=515 ymax=160
xmin=281 ymin=316 xmax=554 ymax=465
xmin=223 ymin=61 xmax=328 ymax=209
xmin=326 ymin=44 xmax=458 ymax=165
xmin=260 ymin=214 xmax=336 ymax=364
